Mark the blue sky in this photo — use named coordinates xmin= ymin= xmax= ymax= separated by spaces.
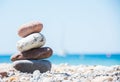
xmin=0 ymin=0 xmax=120 ymax=54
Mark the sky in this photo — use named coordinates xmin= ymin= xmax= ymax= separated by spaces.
xmin=0 ymin=0 xmax=120 ymax=55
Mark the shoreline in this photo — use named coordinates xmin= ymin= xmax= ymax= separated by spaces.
xmin=1 ymin=54 xmax=120 ymax=66
xmin=0 ymin=63 xmax=120 ymax=82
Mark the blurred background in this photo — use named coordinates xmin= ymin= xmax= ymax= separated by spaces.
xmin=0 ymin=0 xmax=120 ymax=65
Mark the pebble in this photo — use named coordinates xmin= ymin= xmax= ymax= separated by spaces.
xmin=17 ymin=33 xmax=46 ymax=52
xmin=8 ymin=76 xmax=19 ymax=82
xmin=7 ymin=70 xmax=15 ymax=77
xmin=32 ymin=70 xmax=41 ymax=81
xmin=11 ymin=47 xmax=53 ymax=61
xmin=18 ymin=21 xmax=43 ymax=37
xmin=0 ymin=71 xmax=8 ymax=78
xmin=12 ymin=60 xmax=51 ymax=73
xmin=92 ymin=76 xmax=113 ymax=82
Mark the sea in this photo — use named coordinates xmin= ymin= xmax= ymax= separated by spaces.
xmin=0 ymin=54 xmax=120 ymax=66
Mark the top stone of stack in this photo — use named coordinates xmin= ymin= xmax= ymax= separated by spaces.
xmin=18 ymin=21 xmax=43 ymax=37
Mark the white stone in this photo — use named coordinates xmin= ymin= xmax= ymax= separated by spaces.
xmin=33 ymin=70 xmax=41 ymax=81
xmin=17 ymin=33 xmax=46 ymax=52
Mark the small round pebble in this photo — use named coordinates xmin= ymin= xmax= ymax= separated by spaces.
xmin=0 ymin=72 xmax=8 ymax=78
xmin=18 ymin=21 xmax=43 ymax=37
xmin=17 ymin=33 xmax=46 ymax=52
xmin=32 ymin=70 xmax=41 ymax=81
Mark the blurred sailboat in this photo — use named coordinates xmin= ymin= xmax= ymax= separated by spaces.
xmin=106 ymin=53 xmax=111 ymax=58
xmin=59 ymin=21 xmax=68 ymax=56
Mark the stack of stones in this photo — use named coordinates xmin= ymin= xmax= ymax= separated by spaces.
xmin=11 ymin=21 xmax=53 ymax=73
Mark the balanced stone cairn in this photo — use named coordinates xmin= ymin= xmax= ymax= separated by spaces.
xmin=11 ymin=21 xmax=53 ymax=73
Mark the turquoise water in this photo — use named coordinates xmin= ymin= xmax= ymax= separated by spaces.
xmin=0 ymin=54 xmax=120 ymax=66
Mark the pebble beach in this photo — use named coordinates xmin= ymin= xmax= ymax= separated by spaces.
xmin=1 ymin=22 xmax=120 ymax=82
xmin=0 ymin=63 xmax=120 ymax=82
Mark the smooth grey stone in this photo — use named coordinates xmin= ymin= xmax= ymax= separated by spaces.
xmin=12 ymin=60 xmax=51 ymax=73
